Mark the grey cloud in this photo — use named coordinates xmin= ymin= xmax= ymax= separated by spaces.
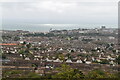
xmin=1 ymin=1 xmax=118 ymax=24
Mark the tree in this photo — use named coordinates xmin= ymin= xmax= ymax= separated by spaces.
xmin=2 ymin=54 xmax=7 ymax=59
xmin=24 ymin=49 xmax=34 ymax=60
xmin=66 ymin=53 xmax=71 ymax=58
xmin=86 ymin=69 xmax=114 ymax=78
xmin=115 ymin=55 xmax=120 ymax=64
xmin=58 ymin=54 xmax=65 ymax=62
xmin=14 ymin=36 xmax=20 ymax=41
xmin=19 ymin=42 xmax=34 ymax=60
xmin=2 ymin=70 xmax=41 ymax=78
xmin=100 ymin=59 xmax=109 ymax=64
xmin=52 ymin=64 xmax=85 ymax=79
xmin=3 ymin=70 xmax=23 ymax=78
xmin=25 ymin=72 xmax=40 ymax=78
xmin=71 ymin=50 xmax=74 ymax=53
xmin=26 ymin=43 xmax=31 ymax=49
xmin=23 ymin=41 xmax=26 ymax=45
xmin=114 ymin=72 xmax=120 ymax=78
xmin=18 ymin=50 xmax=25 ymax=59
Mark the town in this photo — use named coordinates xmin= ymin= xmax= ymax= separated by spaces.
xmin=1 ymin=26 xmax=120 ymax=78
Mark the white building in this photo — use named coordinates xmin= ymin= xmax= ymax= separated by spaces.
xmin=76 ymin=60 xmax=82 ymax=63
xmin=66 ymin=59 xmax=72 ymax=63
xmin=46 ymin=58 xmax=53 ymax=62
xmin=85 ymin=61 xmax=92 ymax=64
xmin=53 ymin=58 xmax=63 ymax=62
xmin=25 ymin=57 xmax=30 ymax=60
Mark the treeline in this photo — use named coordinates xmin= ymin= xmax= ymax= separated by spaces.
xmin=2 ymin=64 xmax=120 ymax=79
xmin=24 ymin=33 xmax=55 ymax=37
xmin=2 ymin=35 xmax=20 ymax=41
xmin=23 ymin=32 xmax=117 ymax=38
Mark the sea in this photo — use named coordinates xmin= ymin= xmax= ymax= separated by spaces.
xmin=1 ymin=23 xmax=118 ymax=32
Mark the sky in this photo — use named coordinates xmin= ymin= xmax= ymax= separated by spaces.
xmin=0 ymin=0 xmax=119 ymax=25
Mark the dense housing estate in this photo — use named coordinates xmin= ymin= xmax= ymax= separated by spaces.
xmin=1 ymin=26 xmax=120 ymax=78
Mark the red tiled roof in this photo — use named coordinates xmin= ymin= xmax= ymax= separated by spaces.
xmin=0 ymin=43 xmax=18 ymax=45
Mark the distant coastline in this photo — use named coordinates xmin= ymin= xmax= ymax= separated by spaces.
xmin=1 ymin=24 xmax=118 ymax=32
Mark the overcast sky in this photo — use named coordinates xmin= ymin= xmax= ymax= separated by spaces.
xmin=0 ymin=0 xmax=119 ymax=25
